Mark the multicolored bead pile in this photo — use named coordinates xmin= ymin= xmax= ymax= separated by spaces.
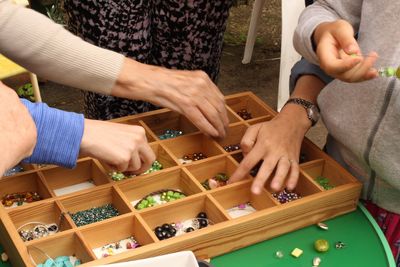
xmin=110 ymin=160 xmax=163 ymax=181
xmin=36 ymin=255 xmax=81 ymax=267
xmin=154 ymin=212 xmax=210 ymax=240
xmin=2 ymin=191 xmax=41 ymax=207
xmin=18 ymin=222 xmax=59 ymax=242
xmin=94 ymin=236 xmax=140 ymax=259
xmin=223 ymin=144 xmax=240 ymax=152
xmin=158 ymin=129 xmax=184 ymax=140
xmin=378 ymin=66 xmax=400 ymax=78
xmin=70 ymin=204 xmax=119 ymax=227
xmin=272 ymin=189 xmax=301 ymax=204
xmin=201 ymin=173 xmax=229 ymax=190
xmin=237 ymin=109 xmax=252 ymax=120
xmin=315 ymin=176 xmax=335 ymax=190
xmin=134 ymin=189 xmax=186 ymax=210
xmin=3 ymin=164 xmax=24 ymax=176
xmin=179 ymin=152 xmax=207 ymax=164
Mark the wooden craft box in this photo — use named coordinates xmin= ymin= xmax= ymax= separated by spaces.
xmin=0 ymin=92 xmax=362 ymax=266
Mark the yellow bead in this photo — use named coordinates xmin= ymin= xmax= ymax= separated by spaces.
xmin=291 ymin=248 xmax=303 ymax=258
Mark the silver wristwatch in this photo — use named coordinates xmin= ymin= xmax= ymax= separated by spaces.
xmin=285 ymin=98 xmax=320 ymax=126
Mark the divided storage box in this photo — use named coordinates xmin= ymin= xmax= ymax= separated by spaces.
xmin=0 ymin=92 xmax=362 ymax=266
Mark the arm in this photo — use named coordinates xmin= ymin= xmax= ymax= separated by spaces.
xmin=293 ymin=0 xmax=377 ymax=82
xmin=0 ymin=82 xmax=36 ymax=176
xmin=21 ymin=99 xmax=155 ymax=172
xmin=0 ymin=0 xmax=228 ymax=138
xmin=229 ymin=59 xmax=327 ymax=193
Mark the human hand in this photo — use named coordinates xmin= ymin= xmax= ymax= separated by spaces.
xmin=0 ymin=82 xmax=37 ymax=175
xmin=228 ymin=105 xmax=310 ymax=194
xmin=314 ymin=20 xmax=378 ymax=82
xmin=80 ymin=119 xmax=156 ymax=173
xmin=112 ymin=59 xmax=229 ymax=139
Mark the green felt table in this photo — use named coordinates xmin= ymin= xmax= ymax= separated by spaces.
xmin=211 ymin=204 xmax=396 ymax=267
xmin=0 ymin=205 xmax=395 ymax=267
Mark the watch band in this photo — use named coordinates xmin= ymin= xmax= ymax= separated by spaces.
xmin=284 ymin=98 xmax=319 ymax=126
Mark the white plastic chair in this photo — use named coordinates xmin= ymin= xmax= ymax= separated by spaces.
xmin=242 ymin=0 xmax=305 ymax=110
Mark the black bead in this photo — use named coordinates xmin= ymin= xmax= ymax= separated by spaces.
xmin=155 ymin=231 xmax=164 ymax=240
xmin=197 ymin=212 xmax=207 ymax=219
xmin=162 ymin=223 xmax=171 ymax=231
xmin=155 ymin=226 xmax=163 ymax=234
xmin=165 ymin=232 xmax=172 ymax=239
xmin=199 ymin=219 xmax=208 ymax=228
xmin=169 ymin=227 xmax=177 ymax=235
xmin=185 ymin=227 xmax=195 ymax=233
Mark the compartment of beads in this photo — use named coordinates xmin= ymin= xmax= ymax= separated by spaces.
xmin=139 ymin=110 xmax=199 ymax=140
xmin=301 ymin=159 xmax=357 ymax=190
xmin=0 ymin=172 xmax=52 ymax=209
xmin=211 ymin=180 xmax=277 ymax=219
xmin=118 ymin=169 xmax=202 ymax=210
xmin=140 ymin=195 xmax=229 ymax=241
xmin=104 ymin=143 xmax=177 ymax=182
xmin=80 ymin=215 xmax=155 ymax=259
xmin=8 ymin=201 xmax=73 ymax=242
xmin=162 ymin=134 xmax=224 ymax=164
xmin=185 ymin=157 xmax=247 ymax=191
xmin=216 ymin=124 xmax=247 ymax=153
xmin=265 ymin=172 xmax=323 ymax=204
xmin=41 ymin=159 xmax=109 ymax=197
xmin=27 ymin=232 xmax=93 ymax=266
xmin=225 ymin=94 xmax=273 ymax=121
xmin=60 ymin=186 xmax=132 ymax=227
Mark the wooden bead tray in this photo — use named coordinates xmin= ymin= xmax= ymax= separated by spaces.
xmin=0 ymin=92 xmax=362 ymax=266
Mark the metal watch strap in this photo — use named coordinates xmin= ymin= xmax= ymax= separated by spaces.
xmin=284 ymin=98 xmax=319 ymax=126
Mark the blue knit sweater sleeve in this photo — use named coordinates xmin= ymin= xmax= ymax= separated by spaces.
xmin=21 ymin=99 xmax=84 ymax=168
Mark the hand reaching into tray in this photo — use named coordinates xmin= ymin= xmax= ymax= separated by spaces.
xmin=80 ymin=120 xmax=155 ymax=173
xmin=228 ymin=108 xmax=307 ymax=194
xmin=0 ymin=82 xmax=37 ymax=176
xmin=111 ymin=59 xmax=229 ymax=139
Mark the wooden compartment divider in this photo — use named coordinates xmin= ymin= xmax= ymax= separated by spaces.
xmin=0 ymin=92 xmax=362 ymax=266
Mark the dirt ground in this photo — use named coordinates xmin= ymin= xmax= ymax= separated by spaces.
xmin=10 ymin=1 xmax=328 ymax=147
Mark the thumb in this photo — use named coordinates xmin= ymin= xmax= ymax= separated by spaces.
xmin=333 ymin=20 xmax=360 ymax=55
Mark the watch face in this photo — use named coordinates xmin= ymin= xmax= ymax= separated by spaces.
xmin=307 ymin=106 xmax=320 ymax=124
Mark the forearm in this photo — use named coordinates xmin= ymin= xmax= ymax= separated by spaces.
xmin=0 ymin=0 xmax=124 ymax=94
xmin=21 ymin=99 xmax=84 ymax=168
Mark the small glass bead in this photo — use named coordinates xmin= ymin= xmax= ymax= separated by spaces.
xmin=275 ymin=250 xmax=284 ymax=258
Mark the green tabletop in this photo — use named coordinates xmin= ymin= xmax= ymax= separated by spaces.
xmin=0 ymin=205 xmax=395 ymax=267
xmin=211 ymin=204 xmax=396 ymax=267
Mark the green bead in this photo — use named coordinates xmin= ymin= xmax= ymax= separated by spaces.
xmin=137 ymin=203 xmax=145 ymax=210
xmin=396 ymin=68 xmax=400 ymax=79
xmin=386 ymin=67 xmax=396 ymax=77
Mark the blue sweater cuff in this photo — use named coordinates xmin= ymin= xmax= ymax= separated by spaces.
xmin=21 ymin=99 xmax=84 ymax=168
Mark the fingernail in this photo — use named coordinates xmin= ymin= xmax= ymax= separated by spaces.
xmin=347 ymin=44 xmax=358 ymax=53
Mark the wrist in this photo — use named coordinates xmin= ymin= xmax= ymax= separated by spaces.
xmin=279 ymin=104 xmax=312 ymax=134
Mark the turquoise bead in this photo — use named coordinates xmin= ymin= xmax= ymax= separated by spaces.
xmin=55 ymin=256 xmax=69 ymax=263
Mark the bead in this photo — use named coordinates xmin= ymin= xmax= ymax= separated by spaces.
xmin=197 ymin=212 xmax=207 ymax=219
xmin=158 ymin=129 xmax=184 ymax=140
xmin=317 ymin=222 xmax=329 ymax=230
xmin=291 ymin=248 xmax=303 ymax=258
xmin=313 ymin=257 xmax=322 ymax=267
xmin=275 ymin=250 xmax=284 ymax=258
xmin=185 ymin=227 xmax=195 ymax=233
xmin=198 ymin=219 xmax=208 ymax=228
xmin=335 ymin=241 xmax=346 ymax=249
xmin=1 ymin=252 xmax=8 ymax=262
xmin=70 ymin=204 xmax=119 ymax=227
xmin=2 ymin=191 xmax=41 ymax=207
xmin=272 ymin=189 xmax=301 ymax=204
xmin=315 ymin=176 xmax=335 ymax=190
xmin=237 ymin=109 xmax=253 ymax=120
xmin=314 ymin=239 xmax=329 ymax=252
